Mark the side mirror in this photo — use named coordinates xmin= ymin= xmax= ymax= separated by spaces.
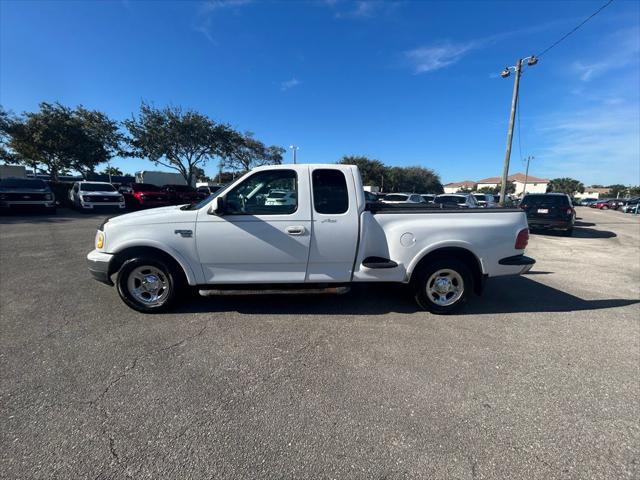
xmin=210 ymin=196 xmax=225 ymax=215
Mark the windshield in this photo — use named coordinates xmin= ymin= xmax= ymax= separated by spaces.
xmin=80 ymin=183 xmax=116 ymax=192
xmin=0 ymin=178 xmax=47 ymax=189
xmin=473 ymin=195 xmax=487 ymax=201
xmin=132 ymin=183 xmax=161 ymax=192
xmin=435 ymin=195 xmax=466 ymax=204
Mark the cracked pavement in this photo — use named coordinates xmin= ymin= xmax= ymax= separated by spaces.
xmin=1 ymin=207 xmax=638 ymax=479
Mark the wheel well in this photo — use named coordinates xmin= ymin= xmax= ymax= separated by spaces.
xmin=108 ymin=246 xmax=188 ymax=284
xmin=410 ymin=247 xmax=484 ymax=295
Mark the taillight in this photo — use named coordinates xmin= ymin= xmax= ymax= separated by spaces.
xmin=566 ymin=207 xmax=574 ymax=215
xmin=515 ymin=228 xmax=529 ymax=250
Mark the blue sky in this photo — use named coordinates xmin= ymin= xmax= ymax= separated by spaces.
xmin=1 ymin=0 xmax=638 ymax=185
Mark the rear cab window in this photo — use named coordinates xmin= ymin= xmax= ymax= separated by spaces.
xmin=522 ymin=195 xmax=570 ymax=207
xmin=312 ymin=169 xmax=348 ymax=214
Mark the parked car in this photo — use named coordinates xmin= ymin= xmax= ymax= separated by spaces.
xmin=161 ymin=184 xmax=205 ymax=205
xmin=0 ymin=177 xmax=56 ymax=213
xmin=519 ymin=193 xmax=575 ymax=236
xmin=434 ymin=194 xmax=479 ymax=209
xmin=591 ymin=199 xmax=612 ymax=209
xmin=472 ymin=193 xmax=498 ymax=208
xmin=579 ymin=198 xmax=597 ymax=206
xmin=69 ymin=181 xmax=125 ymax=212
xmin=420 ymin=194 xmax=436 ymax=204
xmin=380 ymin=193 xmax=427 ymax=204
xmin=621 ymin=198 xmax=639 ymax=213
xmin=87 ymin=164 xmax=534 ymax=314
xmin=121 ymin=183 xmax=172 ymax=209
xmin=607 ymin=198 xmax=627 ymax=210
xmin=264 ymin=189 xmax=297 ymax=207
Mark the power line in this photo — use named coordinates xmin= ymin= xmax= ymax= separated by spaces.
xmin=536 ymin=0 xmax=615 ymax=58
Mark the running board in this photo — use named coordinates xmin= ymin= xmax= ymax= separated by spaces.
xmin=362 ymin=256 xmax=398 ymax=269
xmin=198 ymin=286 xmax=351 ymax=297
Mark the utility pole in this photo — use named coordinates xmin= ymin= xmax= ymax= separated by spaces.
xmin=522 ymin=155 xmax=534 ymax=197
xmin=498 ymin=55 xmax=537 ymax=206
xmin=289 ymin=145 xmax=299 ymax=164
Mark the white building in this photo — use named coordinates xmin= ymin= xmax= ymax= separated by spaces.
xmin=574 ymin=187 xmax=610 ymax=200
xmin=476 ymin=173 xmax=549 ymax=196
xmin=443 ymin=180 xmax=477 ymax=194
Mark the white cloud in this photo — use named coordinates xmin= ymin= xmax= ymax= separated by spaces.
xmin=194 ymin=0 xmax=252 ymax=44
xmin=280 ymin=78 xmax=301 ymax=91
xmin=533 ymin=103 xmax=640 ymax=185
xmin=330 ymin=0 xmax=400 ymax=19
xmin=404 ymin=42 xmax=476 ymax=73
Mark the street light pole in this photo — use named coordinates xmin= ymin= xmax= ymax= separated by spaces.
xmin=522 ymin=155 xmax=534 ymax=196
xmin=499 ymin=58 xmax=522 ymax=206
xmin=289 ymin=145 xmax=299 ymax=164
xmin=498 ymin=55 xmax=537 ymax=206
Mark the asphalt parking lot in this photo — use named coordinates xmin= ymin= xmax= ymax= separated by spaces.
xmin=1 ymin=207 xmax=638 ymax=479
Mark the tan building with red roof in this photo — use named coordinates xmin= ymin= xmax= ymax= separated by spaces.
xmin=476 ymin=172 xmax=549 ymax=195
xmin=443 ymin=180 xmax=477 ymax=194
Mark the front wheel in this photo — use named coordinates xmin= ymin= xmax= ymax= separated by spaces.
xmin=412 ymin=258 xmax=473 ymax=314
xmin=116 ymin=257 xmax=180 ymax=313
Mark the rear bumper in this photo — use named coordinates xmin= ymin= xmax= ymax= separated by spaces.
xmin=87 ymin=250 xmax=114 ymax=286
xmin=527 ymin=218 xmax=572 ymax=230
xmin=499 ymin=255 xmax=536 ymax=274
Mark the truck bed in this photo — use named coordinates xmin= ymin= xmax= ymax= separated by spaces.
xmin=366 ymin=202 xmax=521 ymax=214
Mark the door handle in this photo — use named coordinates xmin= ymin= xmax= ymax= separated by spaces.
xmin=286 ymin=226 xmax=306 ymax=235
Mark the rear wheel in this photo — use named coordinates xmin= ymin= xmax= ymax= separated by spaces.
xmin=412 ymin=258 xmax=473 ymax=314
xmin=116 ymin=257 xmax=181 ymax=313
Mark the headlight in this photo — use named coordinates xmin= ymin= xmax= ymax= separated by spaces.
xmin=45 ymin=193 xmax=53 ymax=201
xmin=118 ymin=195 xmax=125 ymax=202
xmin=0 ymin=194 xmax=6 ymax=200
xmin=83 ymin=195 xmax=91 ymax=202
xmin=96 ymin=231 xmax=105 ymax=249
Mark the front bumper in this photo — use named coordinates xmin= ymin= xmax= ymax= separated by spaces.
xmin=87 ymin=250 xmax=115 ymax=285
xmin=1 ymin=200 xmax=56 ymax=209
xmin=81 ymin=202 xmax=126 ymax=210
xmin=499 ymin=255 xmax=536 ymax=274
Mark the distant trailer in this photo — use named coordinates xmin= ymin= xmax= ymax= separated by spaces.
xmin=135 ymin=171 xmax=191 ymax=186
xmin=0 ymin=164 xmax=27 ymax=179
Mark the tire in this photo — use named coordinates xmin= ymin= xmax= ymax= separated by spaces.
xmin=116 ymin=257 xmax=182 ymax=313
xmin=412 ymin=257 xmax=473 ymax=314
xmin=602 ymin=205 xmax=608 ymax=210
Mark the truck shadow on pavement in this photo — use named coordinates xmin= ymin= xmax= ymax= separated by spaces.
xmin=532 ymin=227 xmax=617 ymax=239
xmin=173 ymin=276 xmax=638 ymax=316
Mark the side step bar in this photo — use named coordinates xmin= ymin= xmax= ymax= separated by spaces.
xmin=199 ymin=286 xmax=351 ymax=297
xmin=362 ymin=256 xmax=398 ymax=269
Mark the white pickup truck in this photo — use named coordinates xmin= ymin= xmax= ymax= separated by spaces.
xmin=87 ymin=164 xmax=534 ymax=314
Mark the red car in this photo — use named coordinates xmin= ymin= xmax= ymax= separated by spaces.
xmin=591 ymin=199 xmax=611 ymax=209
xmin=121 ymin=183 xmax=172 ymax=209
xmin=161 ymin=184 xmax=205 ymax=205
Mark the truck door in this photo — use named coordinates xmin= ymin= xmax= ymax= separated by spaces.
xmin=306 ymin=167 xmax=359 ymax=282
xmin=196 ymin=168 xmax=312 ymax=283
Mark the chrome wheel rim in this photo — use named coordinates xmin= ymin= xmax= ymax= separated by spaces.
xmin=426 ymin=269 xmax=464 ymax=306
xmin=127 ymin=266 xmax=170 ymax=306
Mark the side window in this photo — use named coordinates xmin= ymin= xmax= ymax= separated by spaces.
xmin=312 ymin=169 xmax=349 ymax=214
xmin=225 ymin=170 xmax=297 ymax=215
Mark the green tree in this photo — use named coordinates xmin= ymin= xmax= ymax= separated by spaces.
xmin=102 ymin=166 xmax=123 ymax=176
xmin=1 ymin=102 xmax=123 ymax=180
xmin=606 ymin=184 xmax=627 ymax=198
xmin=338 ymin=155 xmax=386 ymax=187
xmin=124 ymin=102 xmax=236 ymax=186
xmin=223 ymin=131 xmax=284 ymax=173
xmin=628 ymin=186 xmax=640 ymax=197
xmin=547 ymin=178 xmax=585 ymax=195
